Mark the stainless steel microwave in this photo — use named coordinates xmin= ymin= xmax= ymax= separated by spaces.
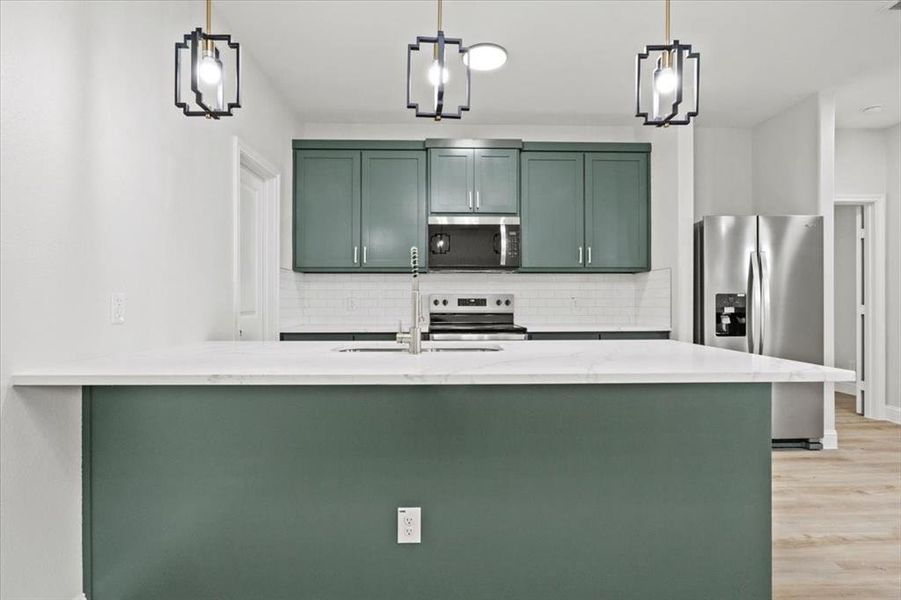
xmin=427 ymin=216 xmax=520 ymax=271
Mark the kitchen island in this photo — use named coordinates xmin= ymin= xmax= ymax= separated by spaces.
xmin=14 ymin=340 xmax=853 ymax=600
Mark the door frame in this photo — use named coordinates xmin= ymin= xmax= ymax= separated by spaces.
xmin=834 ymin=195 xmax=887 ymax=422
xmin=232 ymin=136 xmax=281 ymax=341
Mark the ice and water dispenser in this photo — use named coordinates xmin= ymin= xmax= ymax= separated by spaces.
xmin=714 ymin=293 xmax=746 ymax=337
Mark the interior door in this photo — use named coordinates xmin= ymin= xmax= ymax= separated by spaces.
xmin=520 ymin=152 xmax=585 ymax=270
xmin=429 ymin=148 xmax=474 ymax=213
xmin=473 ymin=149 xmax=518 ymax=213
xmin=236 ymin=165 xmax=265 ymax=340
xmin=361 ymin=151 xmax=426 ymax=269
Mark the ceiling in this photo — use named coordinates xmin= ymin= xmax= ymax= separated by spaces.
xmin=216 ymin=0 xmax=901 ymax=128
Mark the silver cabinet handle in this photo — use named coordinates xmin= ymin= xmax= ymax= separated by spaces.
xmin=476 ymin=190 xmax=481 ymax=210
xmin=468 ymin=191 xmax=473 ymax=210
xmin=587 ymin=246 xmax=592 ymax=265
xmin=363 ymin=246 xmax=368 ymax=264
xmin=353 ymin=245 xmax=358 ymax=264
xmin=578 ymin=246 xmax=583 ymax=265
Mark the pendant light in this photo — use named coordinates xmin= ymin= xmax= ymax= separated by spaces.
xmin=635 ymin=0 xmax=700 ymax=127
xmin=406 ymin=0 xmax=470 ymax=121
xmin=175 ymin=0 xmax=241 ymax=119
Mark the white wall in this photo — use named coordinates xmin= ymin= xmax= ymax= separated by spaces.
xmin=833 ymin=205 xmax=857 ymax=374
xmin=694 ymin=127 xmax=753 ymax=219
xmin=752 ymin=95 xmax=821 ymax=215
xmin=291 ymin=121 xmax=695 ymax=340
xmin=0 ymin=2 xmax=301 ymax=597
xmin=884 ymin=124 xmax=901 ymax=411
xmin=835 ymin=129 xmax=887 ymax=195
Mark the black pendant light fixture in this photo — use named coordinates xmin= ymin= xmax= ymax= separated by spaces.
xmin=175 ymin=0 xmax=241 ymax=119
xmin=635 ymin=0 xmax=700 ymax=127
xmin=406 ymin=0 xmax=470 ymax=121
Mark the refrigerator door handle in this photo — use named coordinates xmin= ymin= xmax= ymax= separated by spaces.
xmin=748 ymin=251 xmax=761 ymax=354
xmin=759 ymin=251 xmax=770 ymax=356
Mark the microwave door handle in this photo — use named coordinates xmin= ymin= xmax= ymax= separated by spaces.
xmin=499 ymin=223 xmax=507 ymax=266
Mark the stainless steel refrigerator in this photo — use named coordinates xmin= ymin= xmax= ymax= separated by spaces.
xmin=694 ymin=215 xmax=824 ymax=449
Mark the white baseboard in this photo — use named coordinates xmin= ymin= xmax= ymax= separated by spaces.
xmin=821 ymin=429 xmax=839 ymax=450
xmin=885 ymin=405 xmax=901 ymax=425
xmin=835 ymin=382 xmax=856 ymax=396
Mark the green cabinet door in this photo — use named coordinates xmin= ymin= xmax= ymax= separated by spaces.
xmin=294 ymin=150 xmax=361 ymax=270
xmin=429 ymin=148 xmax=474 ymax=213
xmin=361 ymin=151 xmax=426 ymax=269
xmin=474 ymin=149 xmax=519 ymax=213
xmin=521 ymin=152 xmax=585 ymax=270
xmin=585 ymin=152 xmax=649 ymax=271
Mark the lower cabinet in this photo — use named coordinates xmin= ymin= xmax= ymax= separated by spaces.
xmin=294 ymin=150 xmax=425 ymax=272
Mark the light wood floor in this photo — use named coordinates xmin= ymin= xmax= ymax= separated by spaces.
xmin=773 ymin=394 xmax=901 ymax=599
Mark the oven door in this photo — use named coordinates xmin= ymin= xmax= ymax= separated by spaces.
xmin=427 ymin=216 xmax=520 ymax=270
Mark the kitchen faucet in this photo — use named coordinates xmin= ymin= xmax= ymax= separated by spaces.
xmin=396 ymin=246 xmax=423 ymax=354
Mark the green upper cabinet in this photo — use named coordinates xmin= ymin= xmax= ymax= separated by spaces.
xmin=429 ymin=148 xmax=473 ymax=213
xmin=430 ymin=148 xmax=518 ymax=214
xmin=521 ymin=149 xmax=650 ymax=272
xmin=521 ymin=152 xmax=585 ymax=270
xmin=294 ymin=148 xmax=425 ymax=272
xmin=294 ymin=150 xmax=361 ymax=270
xmin=585 ymin=152 xmax=649 ymax=271
xmin=361 ymin=151 xmax=426 ymax=269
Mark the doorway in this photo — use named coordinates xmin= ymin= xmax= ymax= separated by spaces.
xmin=834 ymin=196 xmax=886 ymax=420
xmin=232 ymin=137 xmax=280 ymax=341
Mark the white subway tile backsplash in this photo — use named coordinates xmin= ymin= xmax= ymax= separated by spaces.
xmin=279 ymin=268 xmax=671 ymax=332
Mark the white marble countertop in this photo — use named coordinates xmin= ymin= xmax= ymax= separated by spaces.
xmin=12 ymin=340 xmax=854 ymax=386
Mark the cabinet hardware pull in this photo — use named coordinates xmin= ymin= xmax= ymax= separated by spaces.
xmin=468 ymin=191 xmax=473 ymax=210
xmin=578 ymin=246 xmax=583 ymax=265
xmin=587 ymin=246 xmax=592 ymax=265
xmin=363 ymin=246 xmax=368 ymax=264
xmin=353 ymin=246 xmax=358 ymax=264
xmin=476 ymin=191 xmax=480 ymax=210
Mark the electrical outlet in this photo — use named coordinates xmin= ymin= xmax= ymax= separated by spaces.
xmin=397 ymin=507 xmax=421 ymax=544
xmin=110 ymin=293 xmax=126 ymax=325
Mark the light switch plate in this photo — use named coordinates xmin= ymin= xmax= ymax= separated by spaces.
xmin=397 ymin=507 xmax=421 ymax=544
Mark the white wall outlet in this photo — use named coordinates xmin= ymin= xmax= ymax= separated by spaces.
xmin=110 ymin=293 xmax=126 ymax=325
xmin=397 ymin=507 xmax=421 ymax=544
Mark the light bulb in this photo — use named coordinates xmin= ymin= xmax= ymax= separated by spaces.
xmin=198 ymin=55 xmax=222 ymax=85
xmin=427 ymin=60 xmax=450 ymax=86
xmin=654 ymin=67 xmax=677 ymax=95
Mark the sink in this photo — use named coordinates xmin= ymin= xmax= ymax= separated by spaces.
xmin=336 ymin=345 xmax=502 ymax=353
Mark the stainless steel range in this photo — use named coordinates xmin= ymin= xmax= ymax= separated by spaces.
xmin=427 ymin=294 xmax=528 ymax=341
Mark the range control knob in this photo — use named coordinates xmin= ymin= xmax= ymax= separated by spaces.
xmin=504 ymin=299 xmax=511 ymax=306
xmin=496 ymin=299 xmax=502 ymax=306
xmin=433 ymin=299 xmax=440 ymax=306
xmin=442 ymin=299 xmax=448 ymax=306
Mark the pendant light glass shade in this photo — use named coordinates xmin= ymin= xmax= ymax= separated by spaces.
xmin=635 ymin=0 xmax=699 ymax=126
xmin=174 ymin=0 xmax=241 ymax=119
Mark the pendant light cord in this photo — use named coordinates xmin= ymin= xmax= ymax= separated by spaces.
xmin=437 ymin=0 xmax=443 ymax=32
xmin=206 ymin=0 xmax=212 ymax=34
xmin=664 ymin=0 xmax=670 ymax=44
